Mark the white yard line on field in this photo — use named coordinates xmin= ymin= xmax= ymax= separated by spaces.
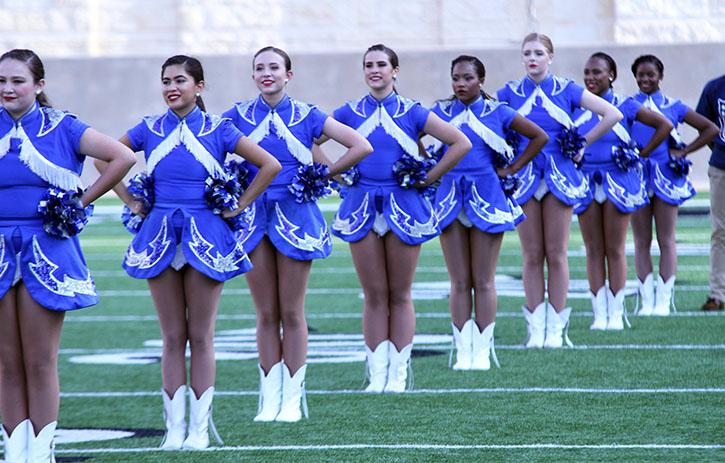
xmin=58 ymin=387 xmax=725 ymax=398
xmin=52 ymin=443 xmax=724 ymax=454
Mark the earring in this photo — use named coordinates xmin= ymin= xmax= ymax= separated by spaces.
xmin=393 ymin=75 xmax=397 ymax=81
xmin=36 ymin=89 xmax=42 ymax=95
xmin=609 ymin=77 xmax=613 ymax=82
xmin=284 ymin=79 xmax=289 ymax=83
xmin=195 ymin=92 xmax=200 ymax=97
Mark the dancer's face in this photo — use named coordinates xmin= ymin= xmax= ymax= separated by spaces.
xmin=451 ymin=61 xmax=483 ymax=105
xmin=253 ymin=50 xmax=292 ymax=98
xmin=583 ymin=57 xmax=613 ymax=96
xmin=635 ymin=62 xmax=662 ymax=95
xmin=363 ymin=50 xmax=397 ymax=94
xmin=162 ymin=64 xmax=203 ymax=117
xmin=0 ymin=58 xmax=44 ymax=119
xmin=521 ymin=40 xmax=552 ymax=81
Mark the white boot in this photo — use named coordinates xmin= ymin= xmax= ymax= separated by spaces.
xmin=638 ymin=273 xmax=655 ymax=316
xmin=160 ymin=385 xmax=186 ymax=450
xmin=27 ymin=421 xmax=56 ymax=463
xmin=451 ymin=320 xmax=475 ymax=370
xmin=589 ymin=286 xmax=608 ymax=330
xmin=254 ymin=362 xmax=283 ymax=421
xmin=276 ymin=363 xmax=308 ymax=422
xmin=653 ymin=275 xmax=675 ymax=316
xmin=383 ymin=343 xmax=412 ymax=393
xmin=471 ymin=322 xmax=498 ymax=370
xmin=523 ymin=302 xmax=546 ymax=348
xmin=544 ymin=304 xmax=572 ymax=348
xmin=606 ymin=287 xmax=626 ymax=330
xmin=182 ymin=387 xmax=222 ymax=450
xmin=365 ymin=340 xmax=390 ymax=392
xmin=2 ymin=419 xmax=29 ymax=463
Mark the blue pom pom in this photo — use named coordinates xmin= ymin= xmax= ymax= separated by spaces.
xmin=425 ymin=143 xmax=446 ymax=162
xmin=393 ymin=154 xmax=435 ymax=189
xmin=668 ymin=154 xmax=692 ymax=177
xmin=288 ymin=162 xmax=332 ymax=203
xmin=557 ymin=127 xmax=586 ymax=168
xmin=499 ymin=175 xmax=521 ymax=198
xmin=330 ymin=165 xmax=359 ymax=199
xmin=501 ymin=129 xmax=520 ymax=168
xmin=225 ymin=207 xmax=255 ymax=232
xmin=205 ymin=174 xmax=242 ymax=215
xmin=120 ymin=172 xmax=154 ymax=234
xmin=121 ymin=205 xmax=144 ymax=234
xmin=38 ymin=187 xmax=93 ymax=238
xmin=224 ymin=159 xmax=251 ymax=190
xmin=612 ymin=141 xmax=642 ymax=171
xmin=668 ymin=136 xmax=686 ymax=151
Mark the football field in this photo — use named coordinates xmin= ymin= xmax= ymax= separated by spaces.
xmin=12 ymin=197 xmax=723 ymax=463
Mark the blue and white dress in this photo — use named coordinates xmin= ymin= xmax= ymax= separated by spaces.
xmin=631 ymin=91 xmax=694 ymax=205
xmin=573 ymin=90 xmax=648 ymax=214
xmin=223 ymin=95 xmax=332 ymax=261
xmin=497 ymin=74 xmax=588 ymax=206
xmin=331 ymin=92 xmax=439 ymax=245
xmin=123 ymin=106 xmax=252 ymax=281
xmin=0 ymin=103 xmax=97 ymax=311
xmin=431 ymin=96 xmax=524 ymax=233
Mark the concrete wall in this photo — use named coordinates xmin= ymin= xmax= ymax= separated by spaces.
xmin=35 ymin=43 xmax=720 ymax=189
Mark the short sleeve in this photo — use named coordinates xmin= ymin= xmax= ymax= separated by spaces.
xmin=497 ymin=103 xmax=517 ymax=130
xmin=64 ymin=116 xmax=90 ymax=156
xmin=307 ymin=107 xmax=328 ymax=140
xmin=567 ymin=81 xmax=585 ymax=109
xmin=496 ymin=87 xmax=509 ymax=103
xmin=620 ymin=98 xmax=642 ymax=126
xmin=696 ymin=83 xmax=714 ymax=121
xmin=126 ymin=120 xmax=147 ymax=153
xmin=332 ymin=105 xmax=348 ymax=126
xmin=220 ymin=119 xmax=244 ymax=154
xmin=674 ymin=100 xmax=690 ymax=124
xmin=221 ymin=106 xmax=239 ymax=125
xmin=410 ymin=104 xmax=431 ymax=133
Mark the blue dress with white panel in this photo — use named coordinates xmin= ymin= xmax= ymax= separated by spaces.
xmin=572 ymin=90 xmax=648 ymax=214
xmin=331 ymin=92 xmax=439 ymax=245
xmin=223 ymin=95 xmax=332 ymax=261
xmin=431 ymin=96 xmax=524 ymax=232
xmin=497 ymin=74 xmax=588 ymax=206
xmin=630 ymin=91 xmax=694 ymax=205
xmin=123 ymin=106 xmax=253 ymax=281
xmin=0 ymin=103 xmax=97 ymax=311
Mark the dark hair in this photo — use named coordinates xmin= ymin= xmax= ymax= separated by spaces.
xmin=253 ymin=46 xmax=292 ymax=72
xmin=631 ymin=54 xmax=664 ymax=78
xmin=522 ymin=33 xmax=554 ymax=54
xmin=161 ymin=55 xmax=206 ymax=111
xmin=363 ymin=44 xmax=399 ymax=69
xmin=589 ymin=51 xmax=617 ymax=88
xmin=449 ymin=55 xmax=494 ymax=100
xmin=0 ymin=49 xmax=51 ymax=107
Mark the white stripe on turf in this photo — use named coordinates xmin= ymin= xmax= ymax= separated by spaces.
xmin=53 ymin=443 xmax=724 ymax=454
xmin=59 ymin=387 xmax=725 ymax=398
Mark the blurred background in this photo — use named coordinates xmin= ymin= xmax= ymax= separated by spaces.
xmin=1 ymin=0 xmax=722 ymax=188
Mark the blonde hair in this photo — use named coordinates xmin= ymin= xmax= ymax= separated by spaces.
xmin=522 ymin=33 xmax=554 ymax=54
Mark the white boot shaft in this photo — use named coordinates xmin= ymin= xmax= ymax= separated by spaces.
xmin=470 ymin=322 xmax=494 ymax=370
xmin=276 ymin=363 xmax=308 ymax=422
xmin=160 ymin=385 xmax=187 ymax=450
xmin=638 ymin=273 xmax=655 ymax=316
xmin=182 ymin=387 xmax=218 ymax=450
xmin=27 ymin=421 xmax=56 ymax=463
xmin=254 ymin=362 xmax=283 ymax=422
xmin=606 ymin=288 xmax=626 ymax=330
xmin=653 ymin=275 xmax=675 ymax=316
xmin=365 ymin=340 xmax=390 ymax=392
xmin=589 ymin=286 xmax=608 ymax=330
xmin=2 ymin=419 xmax=29 ymax=463
xmin=523 ymin=303 xmax=546 ymax=348
xmin=451 ymin=320 xmax=475 ymax=370
xmin=383 ymin=343 xmax=412 ymax=393
xmin=544 ymin=304 xmax=572 ymax=348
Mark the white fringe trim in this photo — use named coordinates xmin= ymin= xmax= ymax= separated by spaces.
xmin=356 ymin=106 xmax=423 ymax=161
xmin=247 ymin=111 xmax=312 ymax=165
xmin=517 ymin=86 xmax=573 ymax=129
xmin=16 ymin=125 xmax=83 ymax=191
xmin=450 ymin=109 xmax=512 ymax=159
xmin=0 ymin=127 xmax=13 ymax=160
xmin=643 ymin=97 xmax=684 ymax=146
xmin=146 ymin=121 xmax=225 ymax=178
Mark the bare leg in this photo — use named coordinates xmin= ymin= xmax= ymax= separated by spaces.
xmin=246 ymin=238 xmax=282 ymax=373
xmin=602 ymin=201 xmax=630 ymax=293
xmin=184 ymin=268 xmax=223 ymax=396
xmin=350 ymin=232 xmax=390 ymax=348
xmin=652 ymin=197 xmax=678 ymax=280
xmin=631 ymin=202 xmax=654 ymax=280
xmin=470 ymin=230 xmax=504 ymax=328
xmin=439 ymin=222 xmax=473 ymax=328
xmin=517 ymin=199 xmax=545 ymax=309
xmin=277 ymin=253 xmax=312 ymax=375
xmin=542 ymin=195 xmax=574 ymax=311
xmin=0 ymin=286 xmax=28 ymax=432
xmin=17 ymin=284 xmax=64 ymax=433
xmin=148 ymin=268 xmax=188 ymax=396
xmin=579 ymin=202 xmax=606 ymax=292
xmin=384 ymin=233 xmax=421 ymax=351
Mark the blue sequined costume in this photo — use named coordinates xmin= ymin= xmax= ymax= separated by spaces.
xmin=573 ymin=90 xmax=649 ymax=214
xmin=223 ymin=95 xmax=331 ymax=261
xmin=631 ymin=91 xmax=694 ymax=205
xmin=431 ymin=96 xmax=524 ymax=232
xmin=123 ymin=107 xmax=252 ymax=281
xmin=497 ymin=74 xmax=588 ymax=206
xmin=331 ymin=92 xmax=439 ymax=245
xmin=0 ymin=103 xmax=97 ymax=311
